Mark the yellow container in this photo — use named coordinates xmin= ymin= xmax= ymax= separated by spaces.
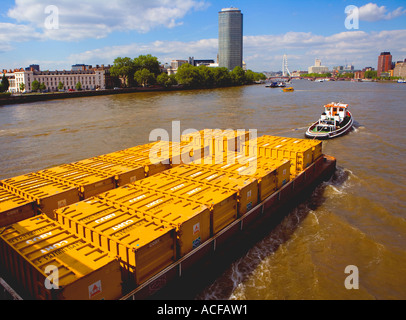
xmin=255 ymin=156 xmax=291 ymax=189
xmin=54 ymin=199 xmax=176 ymax=286
xmin=257 ymin=135 xmax=293 ymax=145
xmin=0 ymin=214 xmax=122 ymax=300
xmin=0 ymin=186 xmax=36 ymax=227
xmin=290 ymin=139 xmax=323 ymax=162
xmin=73 ymin=157 xmax=146 ymax=187
xmin=100 ymin=152 xmax=171 ymax=177
xmin=130 ymin=174 xmax=237 ymax=235
xmin=191 ymin=152 xmax=290 ymax=199
xmin=117 ymin=141 xmax=164 ymax=154
xmin=119 ymin=140 xmax=202 ymax=167
xmin=246 ymin=140 xmax=313 ymax=175
xmin=181 ymin=129 xmax=252 ymax=153
xmin=98 ymin=185 xmax=211 ymax=257
xmin=258 ymin=136 xmax=323 ymax=162
xmin=36 ymin=164 xmax=116 ymax=200
xmin=307 ymin=140 xmax=323 ymax=161
xmin=0 ymin=174 xmax=80 ymax=219
xmin=163 ymin=165 xmax=259 ymax=216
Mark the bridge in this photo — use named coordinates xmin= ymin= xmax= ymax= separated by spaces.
xmin=267 ymin=76 xmax=300 ymax=80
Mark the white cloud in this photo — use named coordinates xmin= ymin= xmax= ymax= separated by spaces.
xmin=67 ymin=38 xmax=218 ymax=66
xmin=0 ymin=22 xmax=42 ymax=43
xmin=245 ymin=30 xmax=406 ymax=70
xmin=358 ymin=3 xmax=406 ymax=22
xmin=60 ymin=29 xmax=406 ymax=72
xmin=6 ymin=0 xmax=209 ymax=41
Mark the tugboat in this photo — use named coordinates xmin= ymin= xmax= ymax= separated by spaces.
xmin=305 ymin=102 xmax=354 ymax=139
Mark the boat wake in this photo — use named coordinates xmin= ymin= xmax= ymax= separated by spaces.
xmin=196 ymin=166 xmax=356 ymax=300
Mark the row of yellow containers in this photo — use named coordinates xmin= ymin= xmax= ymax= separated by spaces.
xmin=0 ymin=154 xmax=292 ymax=300
xmin=51 ymin=163 xmax=262 ymax=286
xmin=0 ymin=140 xmax=206 ymax=227
xmin=0 ymin=214 xmax=123 ymax=300
xmin=1 ymin=195 xmax=179 ymax=299
xmin=0 ymin=134 xmax=312 ymax=299
xmin=128 ymin=172 xmax=239 ymax=235
xmin=242 ymin=136 xmax=322 ymax=176
xmin=257 ymin=135 xmax=323 ymax=163
xmin=54 ymin=197 xmax=177 ymax=286
xmin=190 ymin=152 xmax=291 ymax=200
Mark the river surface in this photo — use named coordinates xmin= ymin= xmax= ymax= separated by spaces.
xmin=1 ymin=80 xmax=405 ymax=300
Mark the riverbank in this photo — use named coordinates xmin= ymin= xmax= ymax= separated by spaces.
xmin=0 ymin=86 xmax=190 ymax=106
xmin=0 ymin=82 xmax=265 ymax=106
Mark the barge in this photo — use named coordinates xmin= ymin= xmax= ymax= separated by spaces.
xmin=0 ymin=130 xmax=336 ymax=300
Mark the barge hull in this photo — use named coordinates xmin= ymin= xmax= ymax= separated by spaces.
xmin=120 ymin=154 xmax=336 ymax=300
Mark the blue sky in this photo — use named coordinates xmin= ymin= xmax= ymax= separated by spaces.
xmin=1 ymin=0 xmax=405 ymax=72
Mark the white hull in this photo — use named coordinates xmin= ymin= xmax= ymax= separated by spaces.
xmin=305 ymin=111 xmax=354 ymax=140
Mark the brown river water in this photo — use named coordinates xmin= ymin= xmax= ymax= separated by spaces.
xmin=0 ymin=80 xmax=405 ymax=300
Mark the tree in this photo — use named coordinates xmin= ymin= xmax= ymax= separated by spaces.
xmin=133 ymin=54 xmax=161 ymax=76
xmin=365 ymin=70 xmax=377 ymax=79
xmin=197 ymin=65 xmax=214 ymax=88
xmin=39 ymin=83 xmax=46 ymax=92
xmin=245 ymin=70 xmax=267 ymax=82
xmin=230 ymin=66 xmax=247 ymax=85
xmin=212 ymin=67 xmax=232 ymax=87
xmin=110 ymin=57 xmax=136 ymax=87
xmin=156 ymin=73 xmax=178 ymax=87
xmin=31 ymin=80 xmax=40 ymax=92
xmin=134 ymin=68 xmax=155 ymax=87
xmin=0 ymin=75 xmax=10 ymax=92
xmin=76 ymin=82 xmax=82 ymax=91
xmin=58 ymin=81 xmax=64 ymax=90
xmin=175 ymin=63 xmax=202 ymax=88
xmin=19 ymin=83 xmax=25 ymax=92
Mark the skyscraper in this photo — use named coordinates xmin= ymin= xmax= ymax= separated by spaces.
xmin=377 ymin=52 xmax=392 ymax=77
xmin=218 ymin=7 xmax=243 ymax=71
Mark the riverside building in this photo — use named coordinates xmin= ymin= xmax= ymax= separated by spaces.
xmin=377 ymin=52 xmax=392 ymax=77
xmin=218 ymin=7 xmax=243 ymax=71
xmin=1 ymin=66 xmax=107 ymax=93
xmin=308 ymin=59 xmax=329 ymax=74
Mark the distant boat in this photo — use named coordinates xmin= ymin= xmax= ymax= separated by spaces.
xmin=266 ymin=82 xmax=278 ymax=88
xmin=282 ymin=87 xmax=294 ymax=92
xmin=398 ymin=79 xmax=406 ymax=83
xmin=266 ymin=81 xmax=286 ymax=88
xmin=305 ymin=102 xmax=354 ymax=140
xmin=315 ymin=79 xmax=325 ymax=82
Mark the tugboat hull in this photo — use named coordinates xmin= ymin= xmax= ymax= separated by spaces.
xmin=305 ymin=111 xmax=354 ymax=140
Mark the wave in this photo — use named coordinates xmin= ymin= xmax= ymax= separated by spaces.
xmin=196 ymin=193 xmax=327 ymax=300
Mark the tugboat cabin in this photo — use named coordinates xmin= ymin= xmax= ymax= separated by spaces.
xmin=316 ymin=103 xmax=349 ymax=132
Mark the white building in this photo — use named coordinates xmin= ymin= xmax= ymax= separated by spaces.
xmin=1 ymin=68 xmax=106 ymax=93
xmin=308 ymin=59 xmax=329 ymax=74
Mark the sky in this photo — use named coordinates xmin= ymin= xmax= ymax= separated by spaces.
xmin=0 ymin=0 xmax=406 ymax=72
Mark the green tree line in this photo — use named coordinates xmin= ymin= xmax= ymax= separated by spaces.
xmin=110 ymin=55 xmax=266 ymax=89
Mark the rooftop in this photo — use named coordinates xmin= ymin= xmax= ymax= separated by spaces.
xmin=220 ymin=7 xmax=240 ymax=12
